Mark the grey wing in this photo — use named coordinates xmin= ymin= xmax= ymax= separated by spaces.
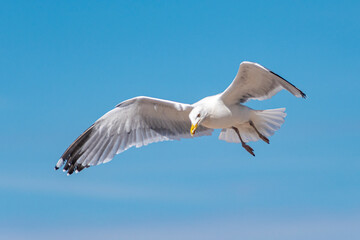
xmin=220 ymin=61 xmax=306 ymax=104
xmin=55 ymin=96 xmax=213 ymax=175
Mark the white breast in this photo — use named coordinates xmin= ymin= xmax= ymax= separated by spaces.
xmin=198 ymin=96 xmax=252 ymax=129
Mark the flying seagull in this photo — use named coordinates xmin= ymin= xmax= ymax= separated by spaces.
xmin=55 ymin=61 xmax=306 ymax=175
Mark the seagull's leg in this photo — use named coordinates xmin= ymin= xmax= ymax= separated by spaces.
xmin=232 ymin=127 xmax=255 ymax=156
xmin=249 ymin=120 xmax=269 ymax=144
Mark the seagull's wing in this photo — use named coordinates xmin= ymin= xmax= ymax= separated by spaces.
xmin=55 ymin=96 xmax=213 ymax=174
xmin=220 ymin=61 xmax=306 ymax=104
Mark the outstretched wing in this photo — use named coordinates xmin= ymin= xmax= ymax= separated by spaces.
xmin=55 ymin=96 xmax=213 ymax=175
xmin=221 ymin=61 xmax=306 ymax=104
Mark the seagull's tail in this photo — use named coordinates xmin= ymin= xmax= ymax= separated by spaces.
xmin=251 ymin=108 xmax=287 ymax=139
xmin=218 ymin=108 xmax=286 ymax=143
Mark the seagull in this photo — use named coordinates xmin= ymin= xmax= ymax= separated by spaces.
xmin=55 ymin=61 xmax=306 ymax=175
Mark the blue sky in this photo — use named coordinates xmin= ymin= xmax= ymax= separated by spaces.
xmin=1 ymin=0 xmax=359 ymax=239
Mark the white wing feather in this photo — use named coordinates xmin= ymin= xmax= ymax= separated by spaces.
xmin=56 ymin=96 xmax=213 ymax=174
xmin=221 ymin=61 xmax=306 ymax=104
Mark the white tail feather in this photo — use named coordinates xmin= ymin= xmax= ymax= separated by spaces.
xmin=219 ymin=108 xmax=286 ymax=143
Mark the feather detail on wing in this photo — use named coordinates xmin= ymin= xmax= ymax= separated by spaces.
xmin=55 ymin=96 xmax=213 ymax=175
xmin=220 ymin=61 xmax=306 ymax=104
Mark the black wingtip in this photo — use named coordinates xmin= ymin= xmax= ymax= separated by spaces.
xmin=76 ymin=165 xmax=86 ymax=173
xmin=63 ymin=163 xmax=70 ymax=171
xmin=269 ymin=70 xmax=307 ymax=99
xmin=301 ymin=91 xmax=307 ymax=99
xmin=67 ymin=165 xmax=75 ymax=175
xmin=54 ymin=166 xmax=59 ymax=170
xmin=57 ymin=124 xmax=95 ymax=176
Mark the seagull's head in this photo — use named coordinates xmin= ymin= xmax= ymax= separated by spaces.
xmin=189 ymin=106 xmax=207 ymax=136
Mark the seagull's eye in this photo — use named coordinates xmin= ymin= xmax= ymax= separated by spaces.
xmin=197 ymin=114 xmax=200 ymax=118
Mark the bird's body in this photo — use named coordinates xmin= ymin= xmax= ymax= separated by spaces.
xmin=56 ymin=61 xmax=306 ymax=175
xmin=192 ymin=95 xmax=252 ymax=129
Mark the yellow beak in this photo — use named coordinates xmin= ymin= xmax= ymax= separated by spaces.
xmin=190 ymin=123 xmax=198 ymax=136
